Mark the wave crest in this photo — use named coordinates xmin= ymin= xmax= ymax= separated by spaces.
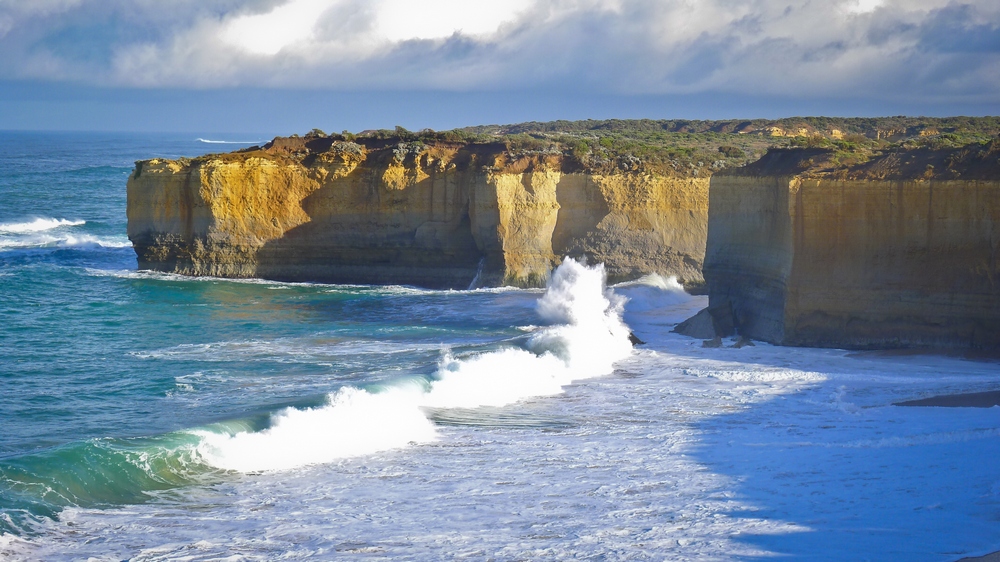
xmin=195 ymin=258 xmax=634 ymax=472
xmin=196 ymin=138 xmax=262 ymax=144
xmin=0 ymin=234 xmax=130 ymax=250
xmin=0 ymin=218 xmax=85 ymax=234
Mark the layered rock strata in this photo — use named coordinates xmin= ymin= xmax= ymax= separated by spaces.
xmin=703 ymin=144 xmax=1000 ymax=349
xmin=127 ymin=136 xmax=708 ymax=288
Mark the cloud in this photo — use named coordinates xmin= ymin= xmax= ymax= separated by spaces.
xmin=0 ymin=0 xmax=997 ymax=105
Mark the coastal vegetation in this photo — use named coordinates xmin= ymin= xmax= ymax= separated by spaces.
xmin=293 ymin=116 xmax=1000 ymax=178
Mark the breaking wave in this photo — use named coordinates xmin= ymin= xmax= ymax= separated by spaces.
xmin=0 ymin=258 xmax=633 ymax=534
xmin=195 ymin=258 xmax=634 ymax=472
xmin=195 ymin=138 xmax=262 ymax=144
xmin=0 ymin=218 xmax=85 ymax=234
xmin=0 ymin=234 xmax=130 ymax=250
xmin=613 ymin=273 xmax=692 ymax=313
xmin=0 ymin=218 xmax=130 ymax=251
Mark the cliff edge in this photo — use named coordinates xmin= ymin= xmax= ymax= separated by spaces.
xmin=702 ymin=140 xmax=1000 ymax=349
xmin=127 ymin=135 xmax=708 ymax=288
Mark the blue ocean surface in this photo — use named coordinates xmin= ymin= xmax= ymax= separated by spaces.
xmin=1 ymin=131 xmax=999 ymax=561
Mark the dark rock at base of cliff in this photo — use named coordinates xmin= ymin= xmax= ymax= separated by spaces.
xmin=673 ymin=308 xmax=717 ymax=340
xmin=628 ymin=332 xmax=646 ymax=346
xmin=706 ymin=299 xmax=738 ymax=338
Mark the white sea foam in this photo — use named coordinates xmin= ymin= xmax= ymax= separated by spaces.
xmin=0 ymin=217 xmax=128 ymax=250
xmin=0 ymin=233 xmax=130 ymax=250
xmin=613 ymin=273 xmax=691 ymax=312
xmin=0 ymin=218 xmax=85 ymax=234
xmin=682 ymin=366 xmax=827 ymax=384
xmin=87 ymin=269 xmax=439 ymax=293
xmin=86 ymin=268 xmax=532 ymax=297
xmin=10 ymin=263 xmax=1000 ymax=560
xmin=196 ymin=384 xmax=438 ymax=471
xmin=134 ymin=338 xmax=446 ymax=362
xmin=196 ymin=138 xmax=262 ymax=144
xmin=195 ymin=258 xmax=634 ymax=472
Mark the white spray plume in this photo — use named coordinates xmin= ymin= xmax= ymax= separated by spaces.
xmin=197 ymin=258 xmax=633 ymax=472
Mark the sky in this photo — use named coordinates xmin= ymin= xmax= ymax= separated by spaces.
xmin=0 ymin=0 xmax=998 ymax=133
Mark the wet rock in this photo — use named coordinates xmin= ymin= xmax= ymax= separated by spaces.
xmin=672 ymin=308 xmax=715 ymax=340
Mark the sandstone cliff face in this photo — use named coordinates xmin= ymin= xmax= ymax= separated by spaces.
xmin=704 ymin=146 xmax=1000 ymax=349
xmin=128 ymin=139 xmax=708 ymax=288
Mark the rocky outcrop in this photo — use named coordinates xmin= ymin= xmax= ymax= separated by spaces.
xmin=702 ymin=143 xmax=1000 ymax=349
xmin=127 ymin=136 xmax=708 ymax=288
xmin=672 ymin=308 xmax=716 ymax=340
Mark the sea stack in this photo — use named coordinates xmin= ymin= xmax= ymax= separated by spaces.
xmin=701 ymin=141 xmax=1000 ymax=349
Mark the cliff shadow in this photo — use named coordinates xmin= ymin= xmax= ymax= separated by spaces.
xmin=637 ymin=328 xmax=1000 ymax=560
xmin=255 ymin=149 xmax=484 ymax=289
xmin=550 ymin=174 xmax=612 ymax=271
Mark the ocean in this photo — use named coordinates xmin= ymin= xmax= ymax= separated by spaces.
xmin=1 ymin=131 xmax=998 ymax=561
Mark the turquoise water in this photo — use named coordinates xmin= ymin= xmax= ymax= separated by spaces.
xmin=0 ymin=132 xmax=544 ymax=534
xmin=2 ymin=132 xmax=999 ymax=560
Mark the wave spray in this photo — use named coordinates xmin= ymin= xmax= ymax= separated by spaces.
xmin=196 ymin=258 xmax=634 ymax=472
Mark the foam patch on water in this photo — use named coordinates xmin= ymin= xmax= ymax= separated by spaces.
xmin=134 ymin=338 xmax=447 ymax=362
xmin=0 ymin=217 xmax=128 ymax=251
xmin=195 ymin=258 xmax=634 ymax=472
xmin=87 ymin=269 xmax=331 ymax=285
xmin=614 ymin=273 xmax=692 ymax=312
xmin=87 ymin=268 xmax=533 ymax=298
xmin=0 ymin=225 xmax=130 ymax=250
xmin=88 ymin=270 xmax=444 ymax=294
xmin=613 ymin=272 xmax=706 ymax=339
xmin=196 ymin=138 xmax=262 ymax=144
xmin=683 ymin=366 xmax=827 ymax=384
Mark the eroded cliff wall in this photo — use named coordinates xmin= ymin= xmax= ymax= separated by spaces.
xmin=704 ymin=146 xmax=1000 ymax=349
xmin=703 ymin=175 xmax=797 ymax=342
xmin=127 ymin=139 xmax=708 ymax=288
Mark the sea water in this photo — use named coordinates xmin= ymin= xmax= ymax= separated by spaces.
xmin=1 ymin=131 xmax=999 ymax=561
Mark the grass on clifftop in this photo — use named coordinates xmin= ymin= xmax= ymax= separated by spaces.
xmin=292 ymin=117 xmax=1000 ymax=178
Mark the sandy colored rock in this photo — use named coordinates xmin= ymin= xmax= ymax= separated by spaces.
xmin=704 ymin=146 xmax=1000 ymax=350
xmin=128 ymin=139 xmax=708 ymax=289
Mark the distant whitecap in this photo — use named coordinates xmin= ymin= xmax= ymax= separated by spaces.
xmin=0 ymin=218 xmax=85 ymax=234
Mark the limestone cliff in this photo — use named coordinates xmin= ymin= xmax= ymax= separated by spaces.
xmin=703 ymin=143 xmax=1000 ymax=349
xmin=127 ymin=136 xmax=708 ymax=288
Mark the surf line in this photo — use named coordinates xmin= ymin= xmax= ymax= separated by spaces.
xmin=195 ymin=138 xmax=263 ymax=144
xmin=194 ymin=257 xmax=635 ymax=472
xmin=0 ymin=218 xmax=85 ymax=234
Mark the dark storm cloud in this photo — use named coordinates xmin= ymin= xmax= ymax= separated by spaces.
xmin=918 ymin=3 xmax=1000 ymax=53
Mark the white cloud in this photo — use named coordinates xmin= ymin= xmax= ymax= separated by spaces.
xmin=375 ymin=0 xmax=531 ymax=41
xmin=0 ymin=0 xmax=998 ymax=106
xmin=848 ymin=0 xmax=885 ymax=14
xmin=217 ymin=0 xmax=532 ymax=56
xmin=222 ymin=0 xmax=331 ymax=55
